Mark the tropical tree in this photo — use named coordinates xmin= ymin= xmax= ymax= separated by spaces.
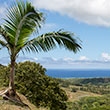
xmin=0 ymin=61 xmax=68 ymax=110
xmin=0 ymin=0 xmax=81 ymax=105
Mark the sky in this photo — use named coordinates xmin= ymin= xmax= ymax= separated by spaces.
xmin=0 ymin=0 xmax=110 ymax=69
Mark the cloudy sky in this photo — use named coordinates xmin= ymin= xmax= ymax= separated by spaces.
xmin=0 ymin=0 xmax=110 ymax=69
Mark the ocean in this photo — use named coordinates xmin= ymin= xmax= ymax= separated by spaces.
xmin=46 ymin=69 xmax=110 ymax=78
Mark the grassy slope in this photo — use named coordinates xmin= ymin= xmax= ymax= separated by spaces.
xmin=0 ymin=78 xmax=103 ymax=110
xmin=0 ymin=87 xmax=100 ymax=110
xmin=62 ymin=87 xmax=101 ymax=102
xmin=0 ymin=92 xmax=48 ymax=110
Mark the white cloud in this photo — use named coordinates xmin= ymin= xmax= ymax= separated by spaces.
xmin=79 ymin=56 xmax=89 ymax=60
xmin=102 ymin=53 xmax=110 ymax=60
xmin=63 ymin=57 xmax=74 ymax=61
xmin=52 ymin=57 xmax=57 ymax=61
xmin=34 ymin=57 xmax=38 ymax=61
xmin=32 ymin=0 xmax=110 ymax=27
xmin=1 ymin=56 xmax=110 ymax=68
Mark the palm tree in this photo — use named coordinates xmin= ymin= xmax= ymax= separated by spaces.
xmin=0 ymin=0 xmax=81 ymax=103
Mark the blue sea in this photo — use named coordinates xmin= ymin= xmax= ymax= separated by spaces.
xmin=46 ymin=69 xmax=110 ymax=78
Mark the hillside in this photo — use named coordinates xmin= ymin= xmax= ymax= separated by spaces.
xmin=58 ymin=78 xmax=110 ymax=110
xmin=1 ymin=62 xmax=110 ymax=110
xmin=0 ymin=92 xmax=47 ymax=110
xmin=63 ymin=87 xmax=101 ymax=102
xmin=0 ymin=87 xmax=100 ymax=110
xmin=0 ymin=77 xmax=110 ymax=110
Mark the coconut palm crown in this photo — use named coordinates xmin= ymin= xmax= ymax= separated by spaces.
xmin=0 ymin=1 xmax=81 ymax=96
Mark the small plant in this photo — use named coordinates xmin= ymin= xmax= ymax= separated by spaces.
xmin=71 ymin=87 xmax=78 ymax=92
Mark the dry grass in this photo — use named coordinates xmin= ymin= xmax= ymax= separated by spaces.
xmin=0 ymin=86 xmax=101 ymax=110
xmin=0 ymin=91 xmax=48 ymax=110
xmin=63 ymin=87 xmax=101 ymax=102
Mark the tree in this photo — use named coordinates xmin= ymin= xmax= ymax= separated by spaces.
xmin=0 ymin=0 xmax=81 ymax=105
xmin=0 ymin=61 xmax=68 ymax=110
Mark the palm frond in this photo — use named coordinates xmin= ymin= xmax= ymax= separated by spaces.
xmin=0 ymin=26 xmax=9 ymax=41
xmin=0 ymin=40 xmax=7 ymax=47
xmin=0 ymin=26 xmax=13 ymax=48
xmin=3 ymin=0 xmax=44 ymax=48
xmin=21 ymin=30 xmax=81 ymax=54
xmin=0 ymin=0 xmax=82 ymax=57
xmin=0 ymin=32 xmax=10 ymax=51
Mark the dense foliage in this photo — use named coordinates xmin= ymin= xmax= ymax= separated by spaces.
xmin=67 ymin=95 xmax=110 ymax=110
xmin=0 ymin=61 xmax=68 ymax=110
xmin=57 ymin=78 xmax=110 ymax=86
xmin=0 ymin=0 xmax=81 ymax=99
xmin=1 ymin=64 xmax=110 ymax=110
xmin=57 ymin=78 xmax=110 ymax=94
xmin=80 ymin=84 xmax=110 ymax=94
xmin=57 ymin=78 xmax=110 ymax=110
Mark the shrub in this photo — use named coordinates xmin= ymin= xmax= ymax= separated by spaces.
xmin=0 ymin=61 xmax=68 ymax=110
xmin=71 ymin=87 xmax=78 ymax=92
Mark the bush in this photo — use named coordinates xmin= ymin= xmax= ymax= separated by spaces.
xmin=71 ymin=87 xmax=78 ymax=92
xmin=0 ymin=61 xmax=68 ymax=110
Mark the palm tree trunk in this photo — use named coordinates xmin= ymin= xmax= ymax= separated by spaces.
xmin=9 ymin=58 xmax=16 ymax=96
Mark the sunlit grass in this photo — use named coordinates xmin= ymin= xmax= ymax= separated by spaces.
xmin=0 ymin=89 xmax=48 ymax=110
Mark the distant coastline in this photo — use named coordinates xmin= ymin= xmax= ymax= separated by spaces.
xmin=46 ymin=69 xmax=110 ymax=78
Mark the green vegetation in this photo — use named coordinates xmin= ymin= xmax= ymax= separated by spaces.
xmin=56 ymin=78 xmax=110 ymax=110
xmin=1 ymin=62 xmax=110 ymax=110
xmin=1 ymin=63 xmax=110 ymax=110
xmin=0 ymin=61 xmax=67 ymax=110
xmin=67 ymin=95 xmax=110 ymax=110
xmin=0 ymin=0 xmax=109 ymax=110
xmin=71 ymin=87 xmax=78 ymax=92
xmin=0 ymin=0 xmax=81 ymax=103
xmin=0 ymin=93 xmax=47 ymax=110
xmin=57 ymin=78 xmax=110 ymax=95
